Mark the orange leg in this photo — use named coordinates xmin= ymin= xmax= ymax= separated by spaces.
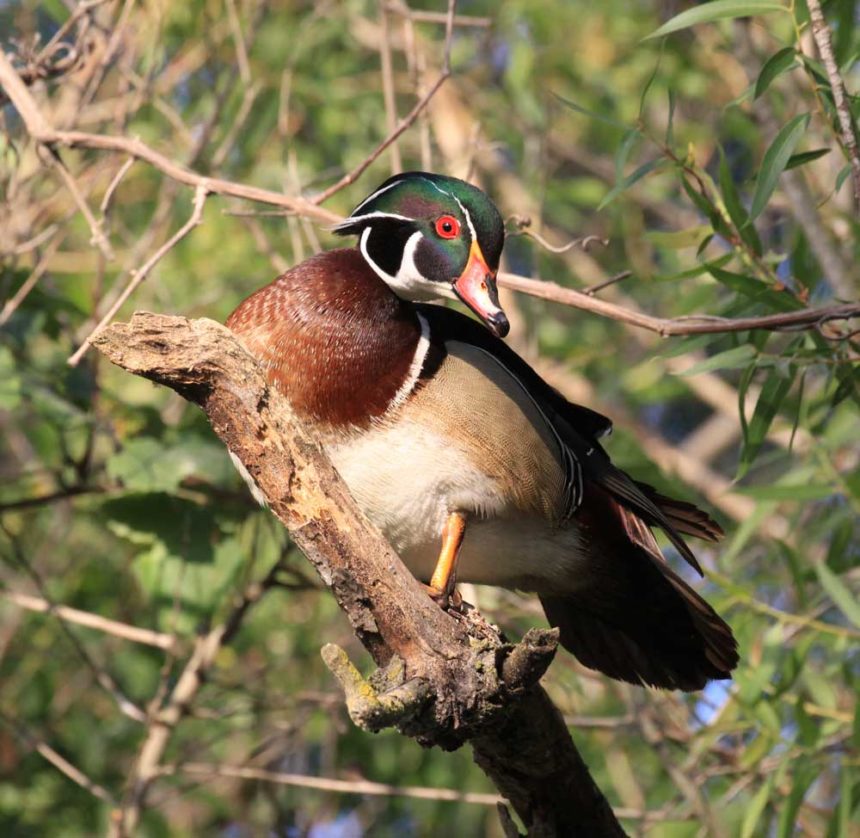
xmin=426 ymin=511 xmax=467 ymax=605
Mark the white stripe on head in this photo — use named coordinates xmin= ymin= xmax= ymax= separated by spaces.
xmin=420 ymin=176 xmax=454 ymax=199
xmin=359 ymin=227 xmax=455 ymax=302
xmin=453 ymin=197 xmax=478 ymax=246
xmin=333 ymin=210 xmax=412 ymax=232
xmin=418 ymin=178 xmax=477 ymax=249
xmin=349 ymin=179 xmax=405 ymax=215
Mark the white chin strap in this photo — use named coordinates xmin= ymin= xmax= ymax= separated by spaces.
xmin=359 ymin=228 xmax=453 ymax=302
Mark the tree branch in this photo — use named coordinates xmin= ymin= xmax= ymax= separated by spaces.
xmin=806 ymin=0 xmax=860 ymax=211
xmin=0 ymin=51 xmax=339 ymax=226
xmin=92 ymin=312 xmax=626 ymax=837
xmin=498 ymin=272 xmax=860 ymax=337
xmin=2 ymin=48 xmax=855 ymax=343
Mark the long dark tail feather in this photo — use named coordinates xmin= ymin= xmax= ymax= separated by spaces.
xmin=634 ymin=481 xmax=725 ymax=543
xmin=539 ymin=548 xmax=738 ymax=691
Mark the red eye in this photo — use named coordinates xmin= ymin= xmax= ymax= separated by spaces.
xmin=435 ymin=215 xmax=460 ymax=239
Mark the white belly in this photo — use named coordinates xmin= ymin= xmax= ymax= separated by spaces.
xmin=326 ymin=421 xmax=586 ymax=592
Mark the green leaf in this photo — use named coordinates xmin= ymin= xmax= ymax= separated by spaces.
xmin=102 ymin=493 xmax=244 ymax=632
xmin=0 ymin=347 xmax=22 ymax=410
xmin=674 ymin=344 xmax=758 ymax=376
xmin=748 ymin=113 xmax=810 ymax=221
xmin=785 ymin=148 xmax=830 ymax=170
xmin=598 ymin=158 xmax=666 ymax=210
xmin=681 ymin=176 xmax=733 ymax=239
xmin=553 ymin=93 xmax=628 ymax=129
xmin=666 ymin=87 xmax=676 ymax=146
xmin=777 ymin=765 xmax=816 ymax=838
xmin=644 ymin=1 xmax=788 ymax=41
xmin=735 ymin=484 xmax=835 ymax=501
xmin=815 ymin=561 xmax=860 ymax=629
xmin=719 ymin=149 xmax=762 ymax=255
xmin=835 ymin=164 xmax=852 ymax=194
xmin=755 ymin=46 xmax=798 ymax=98
xmin=645 ymin=225 xmax=712 ymax=249
xmin=740 ymin=774 xmax=774 ymax=838
xmin=738 ymin=364 xmax=796 ymax=477
xmin=107 ymin=436 xmax=234 ymax=493
xmin=107 ymin=438 xmax=185 ymax=493
xmin=707 ymin=265 xmax=803 ymax=312
xmin=638 ymin=46 xmax=664 ymax=119
xmin=826 ymin=762 xmax=853 ymax=838
xmin=737 ymin=362 xmax=756 ymax=455
xmin=615 ymin=129 xmax=642 ymax=185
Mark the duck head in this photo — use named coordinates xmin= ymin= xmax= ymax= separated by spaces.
xmin=333 ymin=172 xmax=509 ymax=338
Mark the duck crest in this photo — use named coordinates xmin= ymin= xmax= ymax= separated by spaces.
xmin=226 ymin=249 xmax=422 ymax=428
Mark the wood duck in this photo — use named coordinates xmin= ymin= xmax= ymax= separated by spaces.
xmin=227 ymin=172 xmax=738 ymax=691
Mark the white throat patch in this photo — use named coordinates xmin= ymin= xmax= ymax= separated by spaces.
xmin=359 ymin=227 xmax=454 ymax=303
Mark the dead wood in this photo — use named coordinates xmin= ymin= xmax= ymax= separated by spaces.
xmin=93 ymin=312 xmax=626 ymax=837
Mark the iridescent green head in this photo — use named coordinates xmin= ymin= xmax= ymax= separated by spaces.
xmin=334 ymin=172 xmax=509 ymax=337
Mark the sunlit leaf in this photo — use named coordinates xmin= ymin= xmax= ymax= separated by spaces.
xmin=674 ymin=344 xmax=758 ymax=376
xmin=107 ymin=438 xmax=185 ymax=493
xmin=735 ymin=484 xmax=835 ymax=501
xmin=815 ymin=561 xmax=860 ymax=629
xmin=644 ymin=1 xmax=788 ymax=41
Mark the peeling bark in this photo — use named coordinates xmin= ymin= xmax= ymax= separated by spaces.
xmin=93 ymin=312 xmax=626 ymax=837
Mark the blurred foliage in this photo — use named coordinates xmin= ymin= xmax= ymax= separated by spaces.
xmin=0 ymin=0 xmax=858 ymax=835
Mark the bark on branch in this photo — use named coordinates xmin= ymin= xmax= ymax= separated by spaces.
xmin=92 ymin=312 xmax=626 ymax=837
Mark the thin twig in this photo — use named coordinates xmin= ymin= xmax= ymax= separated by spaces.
xmin=211 ymin=82 xmax=261 ymax=169
xmin=160 ymin=761 xmax=661 ymax=821
xmin=68 ymin=183 xmax=208 ymax=366
xmin=0 ymin=229 xmax=64 ymax=326
xmin=378 ymin=4 xmax=402 ymax=174
xmin=100 ymin=154 xmax=135 ymax=214
xmin=42 ymin=145 xmax=115 ymax=260
xmin=507 ymin=216 xmax=608 ymax=254
xmin=165 ymin=762 xmax=503 ymax=806
xmin=110 ymin=562 xmax=284 ymax=838
xmin=0 ymin=524 xmax=147 ymax=723
xmin=3 ymin=49 xmax=853 ymax=342
xmin=498 ymin=271 xmax=860 ymax=337
xmin=224 ymin=0 xmax=251 ymax=85
xmin=311 ymin=0 xmax=457 ymax=204
xmin=10 ymin=223 xmax=58 ymax=255
xmin=0 ymin=710 xmax=116 ymax=804
xmin=0 ymin=50 xmax=338 ymax=225
xmin=582 ymin=271 xmax=633 ymax=296
xmin=806 ymin=0 xmax=860 ymax=210
xmin=383 ymin=3 xmax=491 ymax=27
xmin=1 ymin=590 xmax=176 ymax=650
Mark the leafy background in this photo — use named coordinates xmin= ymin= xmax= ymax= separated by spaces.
xmin=0 ymin=0 xmax=858 ymax=835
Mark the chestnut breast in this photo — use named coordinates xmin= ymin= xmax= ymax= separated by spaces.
xmin=226 ymin=248 xmax=421 ymax=428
